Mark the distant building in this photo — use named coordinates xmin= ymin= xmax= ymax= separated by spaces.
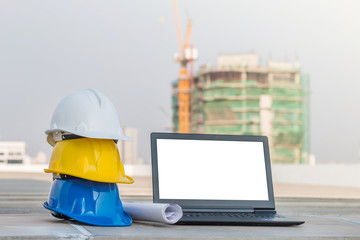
xmin=117 ymin=127 xmax=143 ymax=164
xmin=31 ymin=151 xmax=48 ymax=164
xmin=0 ymin=141 xmax=30 ymax=165
xmin=172 ymin=53 xmax=310 ymax=164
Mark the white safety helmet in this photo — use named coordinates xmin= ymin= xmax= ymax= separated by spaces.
xmin=46 ymin=88 xmax=131 ymax=146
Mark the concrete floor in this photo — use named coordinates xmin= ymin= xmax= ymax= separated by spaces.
xmin=1 ymin=176 xmax=360 ymax=239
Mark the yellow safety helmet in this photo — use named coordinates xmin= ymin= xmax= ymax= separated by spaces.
xmin=44 ymin=138 xmax=134 ymax=184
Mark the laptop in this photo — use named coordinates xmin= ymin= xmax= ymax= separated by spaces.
xmin=150 ymin=132 xmax=304 ymax=226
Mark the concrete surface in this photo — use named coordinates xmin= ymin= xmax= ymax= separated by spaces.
xmin=3 ymin=163 xmax=360 ymax=188
xmin=1 ymin=177 xmax=360 ymax=239
xmin=2 ymin=172 xmax=360 ymax=198
xmin=1 ymin=214 xmax=360 ymax=240
xmin=272 ymin=164 xmax=360 ymax=187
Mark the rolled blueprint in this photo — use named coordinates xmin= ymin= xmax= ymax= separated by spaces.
xmin=122 ymin=202 xmax=183 ymax=224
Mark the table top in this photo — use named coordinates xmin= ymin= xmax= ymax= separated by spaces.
xmin=0 ymin=178 xmax=360 ymax=239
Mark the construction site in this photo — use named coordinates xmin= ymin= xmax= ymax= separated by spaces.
xmin=172 ymin=54 xmax=310 ymax=164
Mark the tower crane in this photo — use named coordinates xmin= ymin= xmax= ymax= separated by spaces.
xmin=171 ymin=0 xmax=198 ymax=133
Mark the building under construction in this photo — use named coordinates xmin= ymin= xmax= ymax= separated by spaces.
xmin=172 ymin=54 xmax=310 ymax=164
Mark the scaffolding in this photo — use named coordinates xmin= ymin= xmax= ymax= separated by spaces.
xmin=172 ymin=54 xmax=310 ymax=164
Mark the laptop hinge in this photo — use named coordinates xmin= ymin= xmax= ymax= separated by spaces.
xmin=183 ymin=208 xmax=254 ymax=213
xmin=254 ymin=209 xmax=277 ymax=214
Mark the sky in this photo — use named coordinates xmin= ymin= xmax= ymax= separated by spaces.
xmin=0 ymin=0 xmax=359 ymax=163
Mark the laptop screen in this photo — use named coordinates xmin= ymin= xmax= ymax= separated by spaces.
xmin=151 ymin=133 xmax=275 ymax=209
xmin=156 ymin=139 xmax=268 ymax=201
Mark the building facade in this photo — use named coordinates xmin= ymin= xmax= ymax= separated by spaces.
xmin=0 ymin=141 xmax=30 ymax=165
xmin=172 ymin=54 xmax=310 ymax=164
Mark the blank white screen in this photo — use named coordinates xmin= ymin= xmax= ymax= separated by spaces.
xmin=157 ymin=139 xmax=269 ymax=201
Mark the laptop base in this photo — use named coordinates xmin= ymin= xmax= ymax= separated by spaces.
xmin=178 ymin=212 xmax=304 ymax=226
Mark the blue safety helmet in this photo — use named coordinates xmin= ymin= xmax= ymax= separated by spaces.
xmin=43 ymin=178 xmax=132 ymax=226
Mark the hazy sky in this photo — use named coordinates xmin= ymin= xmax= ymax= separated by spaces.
xmin=0 ymin=0 xmax=359 ymax=163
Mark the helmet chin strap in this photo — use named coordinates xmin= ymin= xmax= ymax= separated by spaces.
xmin=52 ymin=131 xmax=64 ymax=142
xmin=52 ymin=131 xmax=118 ymax=143
xmin=53 ymin=173 xmax=78 ymax=179
xmin=61 ymin=134 xmax=85 ymax=141
xmin=52 ymin=131 xmax=84 ymax=141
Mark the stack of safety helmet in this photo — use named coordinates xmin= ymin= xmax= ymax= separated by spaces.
xmin=43 ymin=89 xmax=134 ymax=226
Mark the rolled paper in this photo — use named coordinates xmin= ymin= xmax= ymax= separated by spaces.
xmin=122 ymin=202 xmax=183 ymax=224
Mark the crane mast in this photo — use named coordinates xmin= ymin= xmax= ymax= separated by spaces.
xmin=171 ymin=0 xmax=198 ymax=133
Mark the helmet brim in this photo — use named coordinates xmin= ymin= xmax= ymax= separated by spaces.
xmin=43 ymin=202 xmax=132 ymax=227
xmin=43 ymin=168 xmax=135 ymax=184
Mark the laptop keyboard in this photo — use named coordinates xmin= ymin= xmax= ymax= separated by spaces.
xmin=183 ymin=212 xmax=282 ymax=219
